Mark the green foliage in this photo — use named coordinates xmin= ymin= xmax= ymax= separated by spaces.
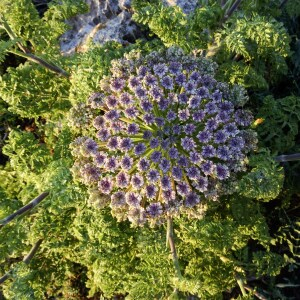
xmin=256 ymin=95 xmax=300 ymax=153
xmin=132 ymin=0 xmax=222 ymax=52
xmin=215 ymin=14 xmax=290 ymax=88
xmin=238 ymin=150 xmax=284 ymax=201
xmin=0 ymin=63 xmax=70 ymax=118
xmin=285 ymin=0 xmax=300 ymax=17
xmin=0 ymin=0 xmax=299 ymax=299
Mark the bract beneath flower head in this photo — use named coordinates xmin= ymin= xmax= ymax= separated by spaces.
xmin=71 ymin=48 xmax=257 ymax=226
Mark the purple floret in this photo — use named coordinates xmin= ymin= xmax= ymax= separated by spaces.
xmin=181 ymin=137 xmax=196 ymax=151
xmin=121 ymin=156 xmax=133 ymax=170
xmin=138 ymin=158 xmax=150 ymax=172
xmin=119 ymin=137 xmax=133 ymax=152
xmin=183 ymin=123 xmax=196 ymax=135
xmin=147 ymin=202 xmax=163 ymax=217
xmin=127 ymin=123 xmax=140 ymax=135
xmin=147 ymin=169 xmax=160 ymax=183
xmin=126 ymin=192 xmax=141 ymax=207
xmin=140 ymin=100 xmax=153 ymax=112
xmin=160 ymin=158 xmax=171 ymax=173
xmin=215 ymin=164 xmax=230 ymax=180
xmin=106 ymin=95 xmax=118 ymax=108
xmin=98 ymin=177 xmax=113 ymax=194
xmin=135 ymin=143 xmax=147 ymax=155
xmin=116 ymin=171 xmax=130 ymax=188
xmin=151 ymin=151 xmax=162 ymax=163
xmin=107 ymin=136 xmax=119 ymax=150
xmin=125 ymin=106 xmax=139 ymax=118
xmin=145 ymin=184 xmax=157 ymax=199
xmin=169 ymin=147 xmax=179 ymax=159
xmin=150 ymin=138 xmax=160 ymax=149
xmin=189 ymin=95 xmax=201 ymax=108
xmin=202 ymin=145 xmax=216 ymax=158
xmin=131 ymin=174 xmax=144 ymax=189
xmin=176 ymin=181 xmax=190 ymax=196
xmin=93 ymin=116 xmax=105 ymax=130
xmin=185 ymin=192 xmax=200 ymax=207
xmin=161 ymin=176 xmax=171 ymax=190
xmin=144 ymin=113 xmax=155 ymax=125
xmin=161 ymin=75 xmax=174 ymax=90
xmin=172 ymin=166 xmax=183 ymax=181
xmin=178 ymin=109 xmax=190 ymax=121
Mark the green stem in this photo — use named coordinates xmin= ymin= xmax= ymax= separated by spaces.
xmin=0 ymin=239 xmax=43 ymax=284
xmin=0 ymin=14 xmax=69 ymax=77
xmin=167 ymin=217 xmax=182 ymax=279
xmin=8 ymin=50 xmax=69 ymax=77
xmin=0 ymin=192 xmax=49 ymax=229
xmin=236 ymin=276 xmax=247 ymax=296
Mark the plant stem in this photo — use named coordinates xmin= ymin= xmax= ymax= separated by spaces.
xmin=274 ymin=153 xmax=300 ymax=162
xmin=244 ymin=285 xmax=267 ymax=300
xmin=0 ymin=192 xmax=49 ymax=229
xmin=223 ymin=0 xmax=243 ymax=22
xmin=236 ymin=276 xmax=247 ymax=296
xmin=167 ymin=217 xmax=182 ymax=279
xmin=0 ymin=14 xmax=69 ymax=77
xmin=8 ymin=50 xmax=69 ymax=77
xmin=0 ymin=239 xmax=43 ymax=284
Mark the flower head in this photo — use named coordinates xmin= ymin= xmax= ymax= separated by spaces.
xmin=71 ymin=48 xmax=256 ymax=225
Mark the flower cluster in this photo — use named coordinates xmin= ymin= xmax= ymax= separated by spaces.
xmin=71 ymin=48 xmax=257 ymax=226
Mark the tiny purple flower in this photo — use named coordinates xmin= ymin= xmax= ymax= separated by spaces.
xmin=135 ymin=143 xmax=147 ymax=155
xmin=105 ymin=156 xmax=119 ymax=172
xmin=126 ymin=192 xmax=141 ymax=207
xmin=187 ymin=166 xmax=201 ymax=180
xmin=140 ymin=100 xmax=153 ymax=112
xmin=106 ymin=95 xmax=118 ymax=108
xmin=161 ymin=75 xmax=173 ymax=90
xmin=153 ymin=63 xmax=168 ymax=77
xmin=169 ymin=147 xmax=179 ymax=159
xmin=172 ymin=166 xmax=183 ymax=181
xmin=183 ymin=123 xmax=196 ymax=135
xmin=178 ymin=109 xmax=190 ymax=121
xmin=98 ymin=177 xmax=113 ymax=194
xmin=201 ymin=161 xmax=214 ymax=175
xmin=185 ymin=192 xmax=200 ymax=207
xmin=176 ymin=181 xmax=190 ymax=196
xmin=125 ymin=106 xmax=139 ymax=118
xmin=202 ymin=145 xmax=216 ymax=158
xmin=138 ymin=158 xmax=150 ymax=172
xmin=119 ymin=137 xmax=133 ymax=152
xmin=121 ymin=156 xmax=133 ymax=170
xmin=143 ymin=130 xmax=152 ymax=140
xmin=215 ymin=164 xmax=230 ymax=180
xmin=197 ymin=87 xmax=209 ymax=98
xmin=214 ymin=130 xmax=228 ymax=144
xmin=104 ymin=109 xmax=120 ymax=121
xmin=116 ymin=171 xmax=130 ymax=188
xmin=131 ymin=174 xmax=144 ymax=189
xmin=175 ymin=73 xmax=186 ymax=85
xmin=177 ymin=156 xmax=189 ymax=167
xmin=151 ymin=151 xmax=162 ymax=163
xmin=189 ymin=95 xmax=201 ymax=108
xmin=147 ymin=169 xmax=160 ymax=183
xmin=150 ymin=138 xmax=160 ymax=149
xmin=127 ymin=123 xmax=140 ymax=135
xmin=145 ymin=184 xmax=157 ymax=199
xmin=161 ymin=176 xmax=171 ymax=190
xmin=110 ymin=78 xmax=125 ymax=92
xmin=111 ymin=191 xmax=126 ymax=207
xmin=197 ymin=131 xmax=212 ymax=143
xmin=160 ymin=158 xmax=171 ymax=173
xmin=144 ymin=113 xmax=155 ymax=125
xmin=147 ymin=202 xmax=163 ymax=217
xmin=167 ymin=110 xmax=177 ymax=121
xmin=107 ymin=136 xmax=119 ymax=150
xmin=181 ymin=137 xmax=196 ymax=151
xmin=192 ymin=110 xmax=205 ymax=122
xmin=93 ymin=152 xmax=107 ymax=167
xmin=120 ymin=92 xmax=133 ymax=106
xmin=93 ymin=116 xmax=105 ymax=130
